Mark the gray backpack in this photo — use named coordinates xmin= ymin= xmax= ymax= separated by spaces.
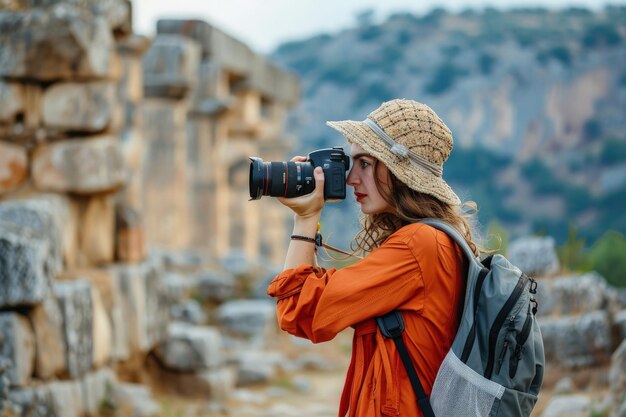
xmin=377 ymin=219 xmax=545 ymax=417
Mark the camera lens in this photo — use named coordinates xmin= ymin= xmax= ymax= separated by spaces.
xmin=249 ymin=157 xmax=315 ymax=200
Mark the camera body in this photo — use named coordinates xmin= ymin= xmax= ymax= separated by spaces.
xmin=249 ymin=147 xmax=350 ymax=201
xmin=308 ymin=147 xmax=351 ymax=201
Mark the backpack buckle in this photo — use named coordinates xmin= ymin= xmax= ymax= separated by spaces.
xmin=376 ymin=311 xmax=405 ymax=338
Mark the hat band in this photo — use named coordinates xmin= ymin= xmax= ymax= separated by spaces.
xmin=363 ymin=118 xmax=443 ymax=177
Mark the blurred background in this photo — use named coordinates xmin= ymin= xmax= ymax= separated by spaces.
xmin=1 ymin=1 xmax=625 ymax=417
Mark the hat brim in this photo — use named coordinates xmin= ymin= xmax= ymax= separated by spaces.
xmin=327 ymin=120 xmax=461 ymax=206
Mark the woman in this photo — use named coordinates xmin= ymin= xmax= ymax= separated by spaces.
xmin=267 ymin=99 xmax=481 ymax=417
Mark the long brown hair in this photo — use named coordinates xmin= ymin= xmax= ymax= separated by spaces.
xmin=351 ymin=160 xmax=482 ymax=256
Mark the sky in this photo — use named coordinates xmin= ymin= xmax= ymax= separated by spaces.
xmin=133 ymin=0 xmax=616 ymax=53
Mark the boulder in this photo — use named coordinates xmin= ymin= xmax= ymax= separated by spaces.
xmin=541 ymin=394 xmax=590 ymax=417
xmin=79 ymin=367 xmax=117 ymax=416
xmin=155 ymin=323 xmax=222 ymax=371
xmin=32 ymin=135 xmax=127 ymax=194
xmin=170 ymin=300 xmax=206 ymax=325
xmin=216 ymin=299 xmax=277 ymax=343
xmin=508 ymin=235 xmax=559 ymax=276
xmin=195 ymin=270 xmax=236 ymax=303
xmin=610 ymin=341 xmax=626 ymax=417
xmin=536 ymin=272 xmax=610 ymax=316
xmin=539 ymin=310 xmax=612 ymax=368
xmin=113 ymin=383 xmax=160 ymax=417
xmin=0 ymin=313 xmax=35 ymax=387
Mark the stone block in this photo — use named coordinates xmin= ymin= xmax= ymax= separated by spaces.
xmin=115 ymin=204 xmax=146 ymax=263
xmin=29 ymin=297 xmax=66 ymax=379
xmin=107 ymin=260 xmax=169 ymax=354
xmin=229 ymin=350 xmax=281 ymax=386
xmin=0 ymin=196 xmax=70 ymax=305
xmin=75 ymin=195 xmax=115 ymax=266
xmin=508 ymin=235 xmax=560 ymax=277
xmin=8 ymin=385 xmax=57 ymax=417
xmin=0 ymin=142 xmax=27 ymax=195
xmin=42 ymin=81 xmax=116 ymax=132
xmin=48 ymin=380 xmax=82 ymax=417
xmin=0 ymin=313 xmax=35 ymax=387
xmin=195 ymin=270 xmax=236 ymax=303
xmin=536 ymin=272 xmax=610 ymax=316
xmin=116 ymin=49 xmax=145 ymax=103
xmin=142 ymin=100 xmax=190 ymax=249
xmin=54 ymin=280 xmax=94 ymax=378
xmin=216 ymin=299 xmax=277 ymax=343
xmin=147 ymin=357 xmax=237 ymax=400
xmin=143 ymin=35 xmax=200 ymax=99
xmin=113 ymin=383 xmax=160 ymax=417
xmin=155 ymin=323 xmax=222 ymax=371
xmin=91 ymin=286 xmax=112 ymax=368
xmin=0 ymin=5 xmax=118 ymax=81
xmin=79 ymin=367 xmax=117 ymax=416
xmin=156 ymin=19 xmax=254 ymax=75
xmin=541 ymin=394 xmax=590 ymax=417
xmin=58 ymin=268 xmax=125 ymax=362
xmin=539 ymin=310 xmax=612 ymax=368
xmin=0 ymin=81 xmax=24 ymax=124
xmin=170 ymin=300 xmax=206 ymax=325
xmin=610 ymin=341 xmax=626 ymax=417
xmin=32 ymin=135 xmax=127 ymax=194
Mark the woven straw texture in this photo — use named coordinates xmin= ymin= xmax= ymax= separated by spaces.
xmin=326 ymin=99 xmax=461 ymax=206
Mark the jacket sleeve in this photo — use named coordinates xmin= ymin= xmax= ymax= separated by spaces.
xmin=267 ymin=234 xmax=424 ymax=343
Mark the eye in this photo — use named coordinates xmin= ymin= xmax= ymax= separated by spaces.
xmin=360 ymin=159 xmax=371 ymax=169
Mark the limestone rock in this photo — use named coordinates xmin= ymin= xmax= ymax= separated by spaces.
xmin=54 ymin=280 xmax=93 ymax=378
xmin=29 ymin=297 xmax=66 ymax=379
xmin=42 ymin=82 xmax=116 ymax=132
xmin=541 ymin=394 xmax=590 ymax=417
xmin=195 ymin=270 xmax=236 ymax=303
xmin=148 ymin=363 xmax=237 ymax=400
xmin=32 ymin=135 xmax=127 ymax=194
xmin=79 ymin=367 xmax=117 ymax=416
xmin=611 ymin=341 xmax=626 ymax=417
xmin=0 ymin=4 xmax=118 ymax=81
xmin=0 ymin=313 xmax=35 ymax=387
xmin=113 ymin=383 xmax=160 ymax=417
xmin=75 ymin=195 xmax=115 ymax=266
xmin=539 ymin=310 xmax=612 ymax=368
xmin=0 ymin=82 xmax=24 ymax=123
xmin=508 ymin=235 xmax=560 ymax=276
xmin=170 ymin=300 xmax=206 ymax=325
xmin=91 ymin=286 xmax=112 ymax=367
xmin=114 ymin=204 xmax=146 ymax=263
xmin=143 ymin=35 xmax=201 ymax=99
xmin=155 ymin=323 xmax=222 ymax=371
xmin=216 ymin=299 xmax=277 ymax=342
xmin=48 ymin=380 xmax=82 ymax=417
xmin=536 ymin=272 xmax=610 ymax=316
xmin=0 ymin=142 xmax=27 ymax=194
xmin=0 ymin=197 xmax=70 ymax=302
xmin=107 ymin=260 xmax=169 ymax=354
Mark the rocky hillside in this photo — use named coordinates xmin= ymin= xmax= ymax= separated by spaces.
xmin=271 ymin=6 xmax=626 ymax=246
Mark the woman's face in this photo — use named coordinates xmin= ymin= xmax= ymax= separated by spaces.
xmin=346 ymin=144 xmax=394 ymax=215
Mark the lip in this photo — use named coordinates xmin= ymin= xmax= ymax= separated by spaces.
xmin=354 ymin=192 xmax=367 ymax=203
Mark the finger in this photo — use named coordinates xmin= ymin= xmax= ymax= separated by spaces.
xmin=313 ymin=166 xmax=325 ymax=197
xmin=290 ymin=156 xmax=307 ymax=162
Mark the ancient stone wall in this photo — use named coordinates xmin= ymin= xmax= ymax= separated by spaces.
xmin=0 ymin=2 xmax=300 ymax=416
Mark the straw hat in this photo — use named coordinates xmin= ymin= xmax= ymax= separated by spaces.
xmin=326 ymin=98 xmax=461 ymax=206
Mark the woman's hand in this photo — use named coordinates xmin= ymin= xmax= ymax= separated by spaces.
xmin=277 ymin=156 xmax=325 ymax=219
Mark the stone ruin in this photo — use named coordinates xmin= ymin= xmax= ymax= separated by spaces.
xmin=507 ymin=235 xmax=626 ymax=417
xmin=0 ymin=1 xmax=337 ymax=416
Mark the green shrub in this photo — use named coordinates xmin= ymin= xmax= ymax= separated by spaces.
xmin=424 ymin=62 xmax=468 ymax=95
xmin=582 ymin=24 xmax=621 ymax=48
xmin=599 ymin=138 xmax=626 ymax=165
xmin=587 ymin=231 xmax=626 ymax=287
xmin=478 ymin=53 xmax=496 ymax=75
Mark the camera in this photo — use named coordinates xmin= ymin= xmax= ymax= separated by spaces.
xmin=249 ymin=147 xmax=350 ymax=201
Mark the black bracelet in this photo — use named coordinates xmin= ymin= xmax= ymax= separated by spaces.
xmin=291 ymin=233 xmax=323 ymax=247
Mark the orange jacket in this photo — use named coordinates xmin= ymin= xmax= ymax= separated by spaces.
xmin=268 ymin=223 xmax=465 ymax=417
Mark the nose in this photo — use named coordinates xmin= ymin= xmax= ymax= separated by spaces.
xmin=346 ymin=166 xmax=358 ymax=186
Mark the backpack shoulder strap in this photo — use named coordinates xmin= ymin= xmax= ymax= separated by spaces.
xmin=419 ymin=218 xmax=483 ymax=268
xmin=376 ymin=312 xmax=436 ymax=417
